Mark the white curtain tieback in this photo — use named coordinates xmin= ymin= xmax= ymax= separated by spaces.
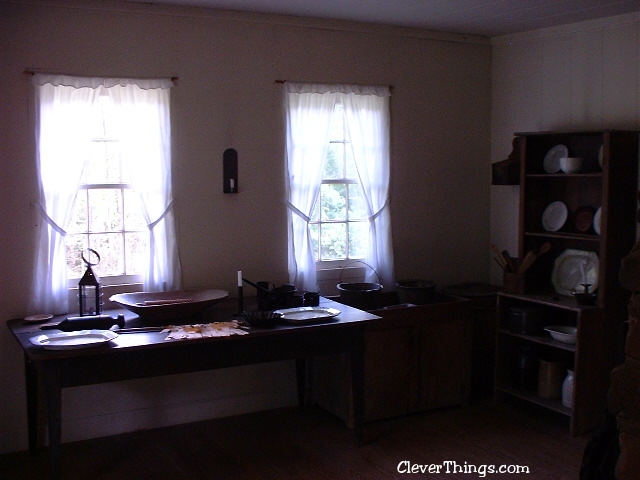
xmin=34 ymin=202 xmax=67 ymax=236
xmin=369 ymin=197 xmax=390 ymax=222
xmin=284 ymin=200 xmax=311 ymax=222
xmin=148 ymin=199 xmax=175 ymax=230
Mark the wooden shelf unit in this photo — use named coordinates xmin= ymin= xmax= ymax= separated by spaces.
xmin=494 ymin=130 xmax=639 ymax=435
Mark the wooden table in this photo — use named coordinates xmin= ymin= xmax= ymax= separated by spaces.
xmin=7 ymin=297 xmax=379 ymax=480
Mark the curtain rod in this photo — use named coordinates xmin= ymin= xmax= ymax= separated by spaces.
xmin=23 ymin=69 xmax=178 ymax=82
xmin=275 ymin=79 xmax=393 ymax=90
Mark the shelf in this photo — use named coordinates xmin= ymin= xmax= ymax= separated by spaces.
xmin=524 ymin=231 xmax=601 ymax=242
xmin=498 ymin=292 xmax=600 ymax=311
xmin=526 ymin=172 xmax=602 ymax=179
xmin=498 ymin=329 xmax=576 ymax=352
xmin=495 ymin=130 xmax=638 ymax=435
xmin=496 ymin=385 xmax=572 ymax=416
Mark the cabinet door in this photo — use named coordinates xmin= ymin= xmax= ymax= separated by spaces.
xmin=418 ymin=314 xmax=471 ymax=410
xmin=364 ymin=325 xmax=415 ymax=421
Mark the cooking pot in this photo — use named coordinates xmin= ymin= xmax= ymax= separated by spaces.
xmin=509 ymin=305 xmax=546 ymax=335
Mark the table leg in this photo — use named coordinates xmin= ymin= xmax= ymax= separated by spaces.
xmin=350 ymin=328 xmax=366 ymax=444
xmin=24 ymin=355 xmax=38 ymax=453
xmin=296 ymin=358 xmax=306 ymax=408
xmin=42 ymin=363 xmax=62 ymax=480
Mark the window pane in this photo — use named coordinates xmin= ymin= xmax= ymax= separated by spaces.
xmin=90 ymin=233 xmax=124 ymax=276
xmin=88 ymin=189 xmax=123 ymax=232
xmin=320 ymin=222 xmax=347 ymax=260
xmin=310 ymin=196 xmax=320 ymax=222
xmin=68 ymin=191 xmax=88 ymax=234
xmin=349 ymin=221 xmax=368 ymax=258
xmin=345 ymin=145 xmax=358 ymax=179
xmin=325 ymin=143 xmax=344 ymax=179
xmin=309 ymin=223 xmax=319 ymax=261
xmin=348 ymin=184 xmax=367 ymax=220
xmin=123 ymin=189 xmax=145 ymax=231
xmin=321 ymin=183 xmax=346 ymax=221
xmin=328 ymin=103 xmax=344 ymax=140
xmin=85 ymin=141 xmax=122 ymax=184
xmin=65 ymin=234 xmax=88 ymax=278
xmin=125 ymin=231 xmax=147 ymax=275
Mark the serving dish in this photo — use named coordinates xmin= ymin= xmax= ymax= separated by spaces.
xmin=110 ymin=289 xmax=229 ymax=321
xmin=273 ymin=306 xmax=340 ymax=325
xmin=544 ymin=325 xmax=577 ymax=344
xmin=30 ymin=330 xmax=118 ymax=350
xmin=551 ymin=249 xmax=599 ymax=297
xmin=573 ymin=206 xmax=594 ymax=233
xmin=24 ymin=313 xmax=53 ymax=323
xmin=542 ymin=201 xmax=568 ymax=232
xmin=593 ymin=207 xmax=602 ymax=235
xmin=543 ymin=144 xmax=568 ymax=173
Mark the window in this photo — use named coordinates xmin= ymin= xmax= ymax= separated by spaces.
xmin=284 ymin=83 xmax=394 ymax=293
xmin=29 ymin=75 xmax=181 ymax=315
xmin=310 ymin=103 xmax=368 ymax=264
xmin=65 ymin=95 xmax=147 ymax=283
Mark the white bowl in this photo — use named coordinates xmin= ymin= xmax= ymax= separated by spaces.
xmin=559 ymin=157 xmax=583 ymax=174
xmin=544 ymin=325 xmax=577 ymax=344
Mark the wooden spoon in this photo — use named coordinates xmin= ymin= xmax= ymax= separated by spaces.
xmin=517 ymin=242 xmax=552 ymax=274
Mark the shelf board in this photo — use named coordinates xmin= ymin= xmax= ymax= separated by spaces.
xmin=524 ymin=231 xmax=600 ymax=242
xmin=497 ymin=329 xmax=576 ymax=352
xmin=497 ymin=292 xmax=601 ymax=311
xmin=525 ymin=172 xmax=602 ymax=178
xmin=496 ymin=385 xmax=572 ymax=416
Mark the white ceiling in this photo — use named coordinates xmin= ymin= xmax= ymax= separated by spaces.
xmin=125 ymin=0 xmax=640 ymax=36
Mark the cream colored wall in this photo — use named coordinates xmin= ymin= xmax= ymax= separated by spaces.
xmin=490 ymin=12 xmax=640 ymax=286
xmin=0 ymin=1 xmax=491 ymax=453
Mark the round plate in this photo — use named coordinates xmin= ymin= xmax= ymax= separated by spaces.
xmin=552 ymin=249 xmax=599 ymax=297
xmin=29 ymin=330 xmax=118 ymax=350
xmin=573 ymin=206 xmax=594 ymax=233
xmin=24 ymin=313 xmax=53 ymax=323
xmin=593 ymin=207 xmax=602 ymax=235
xmin=542 ymin=201 xmax=568 ymax=232
xmin=273 ymin=307 xmax=340 ymax=324
xmin=544 ymin=144 xmax=568 ymax=173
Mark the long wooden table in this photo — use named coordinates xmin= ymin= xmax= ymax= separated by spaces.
xmin=7 ymin=297 xmax=379 ymax=480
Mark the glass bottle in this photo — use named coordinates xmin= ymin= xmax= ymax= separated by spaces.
xmin=562 ymin=369 xmax=574 ymax=408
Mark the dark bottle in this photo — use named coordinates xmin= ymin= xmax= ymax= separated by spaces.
xmin=41 ymin=314 xmax=125 ymax=332
xmin=515 ymin=345 xmax=538 ymax=391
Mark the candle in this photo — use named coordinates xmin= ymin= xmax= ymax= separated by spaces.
xmin=237 ymin=270 xmax=242 ymax=287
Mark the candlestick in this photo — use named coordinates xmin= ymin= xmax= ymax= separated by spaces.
xmin=237 ymin=285 xmax=244 ymax=314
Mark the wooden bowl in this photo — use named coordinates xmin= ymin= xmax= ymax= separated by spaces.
xmin=110 ymin=289 xmax=229 ymax=322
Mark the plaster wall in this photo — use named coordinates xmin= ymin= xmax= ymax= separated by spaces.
xmin=0 ymin=0 xmax=491 ymax=453
xmin=490 ymin=12 xmax=640 ymax=285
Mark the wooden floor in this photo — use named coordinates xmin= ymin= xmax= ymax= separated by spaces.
xmin=1 ymin=400 xmax=589 ymax=479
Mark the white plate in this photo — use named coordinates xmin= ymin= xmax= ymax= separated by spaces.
xmin=593 ymin=207 xmax=602 ymax=235
xmin=552 ymin=249 xmax=599 ymax=297
xmin=273 ymin=307 xmax=340 ymax=324
xmin=29 ymin=330 xmax=118 ymax=350
xmin=542 ymin=201 xmax=568 ymax=232
xmin=24 ymin=313 xmax=53 ymax=323
xmin=543 ymin=144 xmax=568 ymax=173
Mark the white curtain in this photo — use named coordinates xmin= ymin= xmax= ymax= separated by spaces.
xmin=29 ymin=74 xmax=181 ymax=315
xmin=284 ymin=82 xmax=394 ymax=292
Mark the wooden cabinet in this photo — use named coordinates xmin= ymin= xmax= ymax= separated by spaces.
xmin=496 ymin=293 xmax=607 ymax=435
xmin=494 ymin=130 xmax=639 ymax=435
xmin=311 ymin=294 xmax=472 ymax=425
